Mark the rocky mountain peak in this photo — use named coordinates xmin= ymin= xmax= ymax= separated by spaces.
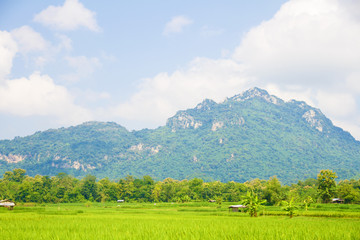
xmin=195 ymin=99 xmax=217 ymax=111
xmin=166 ymin=111 xmax=203 ymax=131
xmin=228 ymin=87 xmax=283 ymax=105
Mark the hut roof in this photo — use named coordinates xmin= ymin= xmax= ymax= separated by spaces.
xmin=0 ymin=200 xmax=15 ymax=207
xmin=228 ymin=205 xmax=247 ymax=208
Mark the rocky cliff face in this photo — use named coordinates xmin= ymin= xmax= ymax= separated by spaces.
xmin=0 ymin=88 xmax=359 ymax=184
xmin=167 ymin=87 xmax=335 ymax=136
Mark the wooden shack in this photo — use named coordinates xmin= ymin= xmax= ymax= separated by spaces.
xmin=0 ymin=200 xmax=15 ymax=210
xmin=228 ymin=205 xmax=247 ymax=212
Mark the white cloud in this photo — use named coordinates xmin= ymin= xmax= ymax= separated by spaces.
xmin=0 ymin=72 xmax=92 ymax=124
xmin=163 ymin=16 xmax=193 ymax=35
xmin=346 ymin=72 xmax=360 ymax=93
xmin=316 ymin=91 xmax=357 ymax=117
xmin=10 ymin=26 xmax=75 ymax=69
xmin=0 ymin=30 xmax=18 ymax=81
xmin=10 ymin=26 xmax=49 ymax=54
xmin=231 ymin=0 xmax=360 ymax=139
xmin=34 ymin=0 xmax=100 ymax=32
xmin=265 ymin=84 xmax=315 ymax=106
xmin=0 ymin=29 xmax=92 ymax=126
xmin=10 ymin=26 xmax=52 ymax=68
xmin=61 ymin=55 xmax=102 ymax=82
xmin=111 ymin=57 xmax=249 ymax=128
xmin=233 ymin=0 xmax=360 ymax=87
xmin=55 ymin=34 xmax=73 ymax=51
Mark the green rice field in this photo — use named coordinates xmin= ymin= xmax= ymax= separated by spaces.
xmin=1 ymin=203 xmax=359 ymax=240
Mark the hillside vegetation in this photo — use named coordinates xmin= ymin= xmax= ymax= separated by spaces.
xmin=0 ymin=88 xmax=359 ymax=183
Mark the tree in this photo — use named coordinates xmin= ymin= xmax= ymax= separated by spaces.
xmin=337 ymin=180 xmax=360 ymax=204
xmin=188 ymin=178 xmax=204 ymax=200
xmin=80 ymin=175 xmax=98 ymax=201
xmin=241 ymin=191 xmax=266 ymax=217
xmin=281 ymin=197 xmax=297 ymax=218
xmin=120 ymin=175 xmax=135 ymax=200
xmin=132 ymin=176 xmax=155 ymax=202
xmin=152 ymin=182 xmax=162 ymax=202
xmin=5 ymin=168 xmax=27 ymax=182
xmin=215 ymin=196 xmax=222 ymax=206
xmin=160 ymin=178 xmax=177 ymax=202
xmin=317 ymin=170 xmax=337 ymax=203
xmin=263 ymin=176 xmax=284 ymax=205
xmin=303 ymin=196 xmax=313 ymax=211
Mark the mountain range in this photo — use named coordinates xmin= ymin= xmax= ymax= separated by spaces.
xmin=0 ymin=87 xmax=359 ymax=184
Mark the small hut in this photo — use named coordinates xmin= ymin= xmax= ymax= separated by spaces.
xmin=117 ymin=199 xmax=125 ymax=203
xmin=208 ymin=200 xmax=216 ymax=203
xmin=331 ymin=198 xmax=344 ymax=204
xmin=0 ymin=200 xmax=15 ymax=210
xmin=228 ymin=205 xmax=247 ymax=212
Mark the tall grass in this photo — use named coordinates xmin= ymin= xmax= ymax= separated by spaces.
xmin=0 ymin=203 xmax=359 ymax=239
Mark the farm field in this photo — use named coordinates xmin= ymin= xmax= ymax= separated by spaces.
xmin=0 ymin=202 xmax=359 ymax=239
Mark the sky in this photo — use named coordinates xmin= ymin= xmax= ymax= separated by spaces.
xmin=0 ymin=0 xmax=360 ymax=140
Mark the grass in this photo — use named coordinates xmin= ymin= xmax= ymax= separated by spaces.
xmin=0 ymin=202 xmax=359 ymax=239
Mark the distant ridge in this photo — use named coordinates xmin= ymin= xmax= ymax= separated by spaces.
xmin=0 ymin=87 xmax=359 ymax=184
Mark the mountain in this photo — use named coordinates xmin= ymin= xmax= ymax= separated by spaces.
xmin=0 ymin=87 xmax=359 ymax=184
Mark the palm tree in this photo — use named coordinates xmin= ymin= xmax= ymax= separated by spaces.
xmin=281 ymin=197 xmax=297 ymax=218
xmin=241 ymin=191 xmax=267 ymax=217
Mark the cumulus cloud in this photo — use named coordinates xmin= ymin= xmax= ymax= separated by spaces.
xmin=233 ymin=0 xmax=360 ymax=87
xmin=55 ymin=34 xmax=73 ymax=52
xmin=316 ymin=91 xmax=357 ymax=117
xmin=9 ymin=26 xmax=53 ymax=68
xmin=231 ymin=0 xmax=360 ymax=138
xmin=0 ymin=31 xmax=17 ymax=81
xmin=346 ymin=72 xmax=360 ymax=93
xmin=0 ymin=29 xmax=92 ymax=126
xmin=11 ymin=26 xmax=49 ymax=53
xmin=0 ymin=72 xmax=92 ymax=124
xmin=10 ymin=26 xmax=76 ymax=69
xmin=112 ymin=57 xmax=249 ymax=128
xmin=163 ymin=16 xmax=193 ymax=35
xmin=34 ymin=0 xmax=100 ymax=32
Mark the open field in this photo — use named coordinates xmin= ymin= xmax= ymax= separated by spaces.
xmin=1 ymin=203 xmax=359 ymax=240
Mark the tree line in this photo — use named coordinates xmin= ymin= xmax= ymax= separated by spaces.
xmin=0 ymin=169 xmax=359 ymax=204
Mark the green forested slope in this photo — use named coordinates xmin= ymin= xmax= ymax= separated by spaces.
xmin=0 ymin=88 xmax=359 ymax=184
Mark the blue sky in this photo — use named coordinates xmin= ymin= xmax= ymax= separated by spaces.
xmin=1 ymin=0 xmax=360 ymax=140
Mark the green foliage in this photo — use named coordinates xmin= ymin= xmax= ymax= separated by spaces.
xmin=215 ymin=196 xmax=222 ymax=205
xmin=281 ymin=197 xmax=297 ymax=218
xmin=0 ymin=89 xmax=360 ymax=184
xmin=337 ymin=180 xmax=360 ymax=204
xmin=1 ymin=168 xmax=360 ymax=206
xmin=241 ymin=191 xmax=267 ymax=217
xmin=262 ymin=176 xmax=285 ymax=205
xmin=317 ymin=170 xmax=337 ymax=203
xmin=303 ymin=196 xmax=313 ymax=211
